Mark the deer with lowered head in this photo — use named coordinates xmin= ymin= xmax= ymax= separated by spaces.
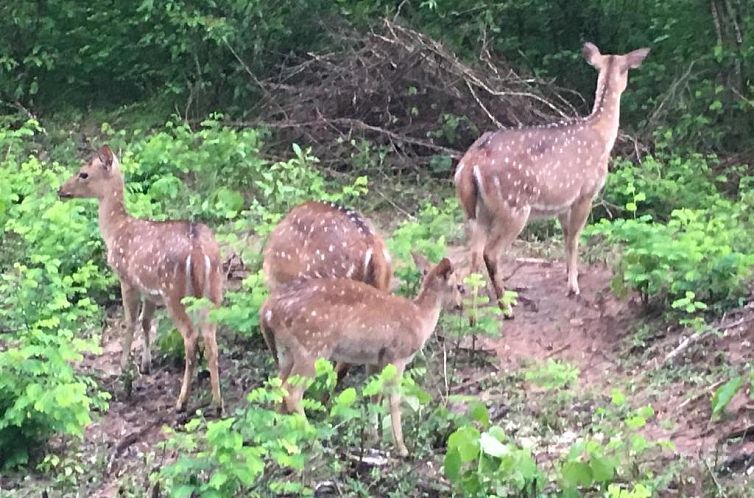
xmin=454 ymin=42 xmax=649 ymax=310
xmin=259 ymin=253 xmax=461 ymax=457
xmin=263 ymin=200 xmax=392 ymax=292
xmin=58 ymin=145 xmax=223 ymax=414
xmin=263 ymin=200 xmax=393 ymax=388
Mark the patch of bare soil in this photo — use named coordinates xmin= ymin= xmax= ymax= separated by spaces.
xmin=481 ymin=258 xmax=633 ymax=389
xmin=469 ymin=251 xmax=753 ymax=475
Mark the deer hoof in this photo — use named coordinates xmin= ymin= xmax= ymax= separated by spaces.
xmin=174 ymin=400 xmax=187 ymax=413
xmin=140 ymin=359 xmax=151 ymax=375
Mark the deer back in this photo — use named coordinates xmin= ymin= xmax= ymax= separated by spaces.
xmin=455 ymin=124 xmax=609 ymax=221
xmin=263 ymin=201 xmax=392 ymax=291
xmin=261 ymin=278 xmax=422 ymax=365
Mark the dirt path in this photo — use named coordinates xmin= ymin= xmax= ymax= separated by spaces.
xmin=475 ymin=255 xmax=754 ymax=464
xmin=481 ymin=258 xmax=630 ymax=388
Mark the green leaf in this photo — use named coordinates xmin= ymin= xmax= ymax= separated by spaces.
xmin=335 ymin=387 xmax=357 ymax=407
xmin=443 ymin=447 xmax=462 ymax=481
xmin=711 ymin=376 xmax=743 ymax=419
xmin=208 ymin=471 xmax=228 ymax=488
xmin=172 ymin=485 xmax=196 ymax=498
xmin=561 ymin=461 xmax=593 ymax=487
xmin=447 ymin=426 xmax=480 ymax=462
xmin=589 ymin=456 xmax=615 ymax=482
xmin=468 ymin=401 xmax=489 ymax=427
xmin=610 ymin=389 xmax=626 ymax=406
xmin=479 ymin=432 xmax=509 ymax=458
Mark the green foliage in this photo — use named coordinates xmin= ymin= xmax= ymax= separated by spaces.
xmin=158 ymin=378 xmax=317 ymax=497
xmin=0 ymin=120 xmax=110 ymax=468
xmin=710 ymin=373 xmax=750 ymax=421
xmin=444 ymin=404 xmax=542 ymax=497
xmin=387 ymin=199 xmax=461 ymax=296
xmin=525 ymin=360 xmax=580 ymax=391
xmin=157 ymin=362 xmax=446 ymax=496
xmin=589 ymin=158 xmax=754 ymax=314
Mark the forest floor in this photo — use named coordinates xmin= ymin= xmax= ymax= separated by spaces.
xmin=4 ymin=239 xmax=754 ymax=497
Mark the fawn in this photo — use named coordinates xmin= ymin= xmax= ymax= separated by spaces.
xmin=263 ymin=200 xmax=393 ymax=384
xmin=454 ymin=42 xmax=649 ymax=309
xmin=259 ymin=254 xmax=461 ymax=456
xmin=58 ymin=145 xmax=223 ymax=414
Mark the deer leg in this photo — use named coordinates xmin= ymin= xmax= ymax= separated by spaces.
xmin=565 ymin=197 xmax=592 ymax=296
xmin=483 ymin=208 xmax=529 ymax=309
xmin=467 ymin=218 xmax=487 ymax=277
xmin=364 ymin=364 xmax=382 ymax=443
xmin=386 ymin=360 xmax=408 ymax=457
xmin=119 ymin=283 xmax=140 ymax=371
xmin=165 ymin=299 xmax=199 ymax=413
xmin=558 ymin=211 xmax=571 ymax=279
xmin=199 ymin=311 xmax=224 ymax=415
xmin=139 ymin=300 xmax=156 ymax=374
xmin=282 ymin=358 xmax=315 ymax=416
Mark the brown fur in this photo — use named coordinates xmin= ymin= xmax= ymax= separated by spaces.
xmin=58 ymin=145 xmax=223 ymax=414
xmin=454 ymin=43 xmax=649 ymax=305
xmin=259 ymin=255 xmax=460 ymax=456
xmin=262 ymin=201 xmax=393 ymax=385
xmin=263 ymin=201 xmax=392 ymax=292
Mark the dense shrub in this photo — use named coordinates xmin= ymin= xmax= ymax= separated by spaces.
xmin=0 ymin=121 xmax=110 ymax=468
xmin=589 ymin=153 xmax=754 ymax=313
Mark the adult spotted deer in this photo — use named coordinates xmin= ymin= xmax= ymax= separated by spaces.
xmin=263 ymin=201 xmax=393 ymax=385
xmin=58 ymin=145 xmax=223 ymax=414
xmin=260 ymin=255 xmax=461 ymax=457
xmin=454 ymin=42 xmax=649 ymax=308
xmin=263 ymin=201 xmax=392 ymax=292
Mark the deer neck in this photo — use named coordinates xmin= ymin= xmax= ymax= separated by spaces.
xmin=97 ymin=182 xmax=130 ymax=246
xmin=586 ymin=65 xmax=622 ymax=152
xmin=413 ymin=282 xmax=444 ymax=342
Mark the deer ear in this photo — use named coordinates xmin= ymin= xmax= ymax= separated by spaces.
xmin=625 ymin=47 xmax=650 ymax=69
xmin=436 ymin=258 xmax=453 ymax=280
xmin=97 ymin=145 xmax=114 ymax=170
xmin=582 ymin=42 xmax=603 ymax=68
xmin=412 ymin=251 xmax=431 ymax=275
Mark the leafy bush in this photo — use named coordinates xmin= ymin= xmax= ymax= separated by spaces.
xmin=444 ymin=404 xmax=542 ymax=497
xmin=589 ymin=153 xmax=754 ymax=314
xmin=590 ymin=207 xmax=754 ymax=312
xmin=0 ymin=121 xmax=110 ymax=468
xmin=157 ymin=362 xmax=450 ymax=496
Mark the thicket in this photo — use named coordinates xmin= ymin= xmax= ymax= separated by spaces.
xmin=2 ymin=1 xmax=752 ymax=156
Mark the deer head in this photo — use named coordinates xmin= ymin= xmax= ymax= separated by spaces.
xmin=58 ymin=145 xmax=124 ymax=200
xmin=412 ymin=252 xmax=464 ymax=311
xmin=583 ymin=42 xmax=650 ymax=96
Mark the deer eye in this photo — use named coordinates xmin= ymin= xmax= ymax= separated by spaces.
xmin=457 ymin=284 xmax=466 ymax=295
xmin=78 ymin=172 xmax=89 ymax=179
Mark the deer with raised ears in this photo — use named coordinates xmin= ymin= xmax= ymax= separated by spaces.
xmin=259 ymin=254 xmax=461 ymax=457
xmin=57 ymin=145 xmax=223 ymax=415
xmin=263 ymin=201 xmax=392 ymax=293
xmin=454 ymin=42 xmax=649 ymax=309
xmin=263 ymin=201 xmax=393 ymax=387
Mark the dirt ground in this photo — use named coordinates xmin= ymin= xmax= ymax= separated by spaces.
xmin=3 ymin=244 xmax=753 ymax=497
